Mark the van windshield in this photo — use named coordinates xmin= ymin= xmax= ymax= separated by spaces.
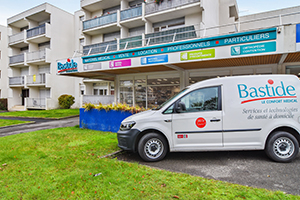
xmin=152 ymin=88 xmax=188 ymax=111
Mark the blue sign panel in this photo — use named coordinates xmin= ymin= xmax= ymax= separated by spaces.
xmin=141 ymin=55 xmax=168 ymax=65
xmin=231 ymin=41 xmax=276 ymax=56
xmin=296 ymin=24 xmax=300 ymax=43
xmin=82 ymin=28 xmax=277 ymax=64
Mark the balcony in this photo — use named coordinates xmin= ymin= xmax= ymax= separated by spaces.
xmin=81 ymin=0 xmax=121 ymax=12
xmin=26 ymin=23 xmax=51 ymax=43
xmin=121 ymin=6 xmax=142 ymax=21
xmin=27 ymin=49 xmax=50 ymax=65
xmin=27 ymin=74 xmax=46 ymax=86
xmin=83 ymin=40 xmax=117 ymax=55
xmin=82 ymin=12 xmax=118 ymax=35
xmin=27 ymin=98 xmax=46 ymax=109
xmin=120 ymin=5 xmax=144 ymax=28
xmin=145 ymin=0 xmax=201 ymax=23
xmin=9 ymin=31 xmax=27 ymax=47
xmin=9 ymin=76 xmax=24 ymax=87
xmin=9 ymin=54 xmax=25 ymax=66
xmin=119 ymin=35 xmax=143 ymax=50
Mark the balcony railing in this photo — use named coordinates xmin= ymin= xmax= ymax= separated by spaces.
xmin=27 ymin=50 xmax=46 ymax=62
xmin=9 ymin=31 xmax=25 ymax=44
xmin=121 ymin=6 xmax=142 ymax=21
xmin=27 ymin=98 xmax=46 ymax=108
xmin=119 ymin=35 xmax=143 ymax=50
xmin=145 ymin=0 xmax=200 ymax=15
xmin=83 ymin=25 xmax=197 ymax=55
xmin=83 ymin=40 xmax=118 ymax=55
xmin=27 ymin=24 xmax=46 ymax=38
xmin=83 ymin=12 xmax=118 ymax=30
xmin=9 ymin=76 xmax=24 ymax=86
xmin=9 ymin=54 xmax=24 ymax=64
xmin=145 ymin=25 xmax=197 ymax=45
xmin=27 ymin=74 xmax=46 ymax=85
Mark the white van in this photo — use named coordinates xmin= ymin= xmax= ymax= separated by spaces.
xmin=117 ymin=75 xmax=300 ymax=162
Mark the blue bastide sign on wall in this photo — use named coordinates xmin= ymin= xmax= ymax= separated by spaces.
xmin=82 ymin=28 xmax=277 ymax=64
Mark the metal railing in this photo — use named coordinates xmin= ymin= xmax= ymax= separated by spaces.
xmin=121 ymin=5 xmax=142 ymax=21
xmin=80 ymin=11 xmax=300 ymax=56
xmin=83 ymin=95 xmax=114 ymax=105
xmin=83 ymin=40 xmax=118 ymax=55
xmin=27 ymin=98 xmax=46 ymax=108
xmin=145 ymin=0 xmax=200 ymax=15
xmin=83 ymin=12 xmax=117 ymax=30
xmin=9 ymin=31 xmax=24 ymax=44
xmin=9 ymin=54 xmax=24 ymax=64
xmin=27 ymin=50 xmax=46 ymax=62
xmin=27 ymin=74 xmax=46 ymax=85
xmin=27 ymin=24 xmax=46 ymax=38
xmin=9 ymin=76 xmax=24 ymax=86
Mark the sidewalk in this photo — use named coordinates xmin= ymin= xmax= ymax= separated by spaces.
xmin=0 ymin=116 xmax=79 ymax=137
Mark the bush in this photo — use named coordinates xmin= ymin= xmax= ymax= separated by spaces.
xmin=58 ymin=94 xmax=75 ymax=109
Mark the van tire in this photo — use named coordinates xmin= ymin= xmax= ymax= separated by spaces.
xmin=138 ymin=133 xmax=168 ymax=162
xmin=265 ymin=131 xmax=299 ymax=163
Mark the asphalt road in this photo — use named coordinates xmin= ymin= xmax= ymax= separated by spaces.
xmin=116 ymin=150 xmax=300 ymax=196
xmin=0 ymin=116 xmax=79 ymax=137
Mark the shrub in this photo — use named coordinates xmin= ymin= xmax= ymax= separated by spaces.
xmin=82 ymin=103 xmax=148 ymax=114
xmin=58 ymin=94 xmax=75 ymax=109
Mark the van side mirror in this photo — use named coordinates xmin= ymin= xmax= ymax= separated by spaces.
xmin=175 ymin=101 xmax=186 ymax=113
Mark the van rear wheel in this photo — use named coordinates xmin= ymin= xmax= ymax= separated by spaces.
xmin=265 ymin=131 xmax=299 ymax=162
xmin=138 ymin=133 xmax=168 ymax=162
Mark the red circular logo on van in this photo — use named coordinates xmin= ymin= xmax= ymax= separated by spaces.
xmin=196 ymin=117 xmax=206 ymax=128
xmin=268 ymin=79 xmax=274 ymax=85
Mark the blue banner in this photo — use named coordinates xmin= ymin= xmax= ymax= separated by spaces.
xmin=231 ymin=41 xmax=276 ymax=56
xmin=82 ymin=28 xmax=277 ymax=64
xmin=141 ymin=55 xmax=168 ymax=65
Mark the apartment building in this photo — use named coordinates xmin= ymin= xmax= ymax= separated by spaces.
xmin=58 ymin=0 xmax=300 ymax=109
xmin=7 ymin=3 xmax=81 ymax=110
xmin=0 ymin=25 xmax=8 ymax=99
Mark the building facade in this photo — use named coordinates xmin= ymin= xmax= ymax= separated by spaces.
xmin=1 ymin=1 xmax=300 ymax=110
xmin=0 ymin=25 xmax=8 ymax=99
xmin=59 ymin=0 xmax=300 ymax=109
xmin=6 ymin=3 xmax=81 ymax=110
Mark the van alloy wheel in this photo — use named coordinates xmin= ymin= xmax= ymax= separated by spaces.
xmin=265 ymin=131 xmax=299 ymax=163
xmin=273 ymin=137 xmax=295 ymax=159
xmin=138 ymin=133 xmax=168 ymax=162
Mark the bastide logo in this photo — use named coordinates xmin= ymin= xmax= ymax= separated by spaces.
xmin=237 ymin=79 xmax=297 ymax=104
xmin=57 ymin=58 xmax=78 ymax=73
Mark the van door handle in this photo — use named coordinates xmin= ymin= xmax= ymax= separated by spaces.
xmin=210 ymin=119 xmax=221 ymax=122
xmin=164 ymin=119 xmax=172 ymax=122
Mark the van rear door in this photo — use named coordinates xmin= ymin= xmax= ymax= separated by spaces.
xmin=171 ymin=86 xmax=223 ymax=150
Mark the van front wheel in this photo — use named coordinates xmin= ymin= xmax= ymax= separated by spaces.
xmin=265 ymin=131 xmax=299 ymax=162
xmin=138 ymin=133 xmax=168 ymax=162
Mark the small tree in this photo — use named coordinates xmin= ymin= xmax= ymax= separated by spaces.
xmin=58 ymin=94 xmax=75 ymax=109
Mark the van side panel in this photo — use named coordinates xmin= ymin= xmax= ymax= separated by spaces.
xmin=222 ymin=75 xmax=300 ymax=149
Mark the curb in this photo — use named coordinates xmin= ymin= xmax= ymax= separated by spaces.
xmin=101 ymin=150 xmax=124 ymax=158
xmin=0 ymin=121 xmax=36 ymax=129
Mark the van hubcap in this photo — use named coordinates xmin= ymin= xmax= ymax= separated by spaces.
xmin=145 ymin=138 xmax=164 ymax=159
xmin=273 ymin=137 xmax=294 ymax=159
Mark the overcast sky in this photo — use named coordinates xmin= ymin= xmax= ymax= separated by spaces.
xmin=0 ymin=0 xmax=300 ymax=25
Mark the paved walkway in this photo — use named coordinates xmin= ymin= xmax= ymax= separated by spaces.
xmin=0 ymin=116 xmax=79 ymax=137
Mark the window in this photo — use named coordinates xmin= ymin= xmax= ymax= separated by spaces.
xmin=153 ymin=17 xmax=185 ymax=32
xmin=178 ymin=87 xmax=220 ymax=113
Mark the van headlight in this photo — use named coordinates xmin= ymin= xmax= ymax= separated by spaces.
xmin=120 ymin=121 xmax=136 ymax=131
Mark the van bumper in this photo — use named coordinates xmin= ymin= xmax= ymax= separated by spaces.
xmin=117 ymin=129 xmax=141 ymax=151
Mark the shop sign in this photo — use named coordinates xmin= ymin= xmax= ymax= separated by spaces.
xmin=141 ymin=55 xmax=168 ymax=65
xmin=296 ymin=24 xmax=300 ymax=51
xmin=82 ymin=28 xmax=277 ymax=64
xmin=109 ymin=59 xmax=131 ymax=68
xmin=57 ymin=58 xmax=79 ymax=73
xmin=231 ymin=41 xmax=276 ymax=56
xmin=180 ymin=49 xmax=215 ymax=61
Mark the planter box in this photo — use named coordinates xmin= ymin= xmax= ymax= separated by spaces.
xmin=79 ymin=108 xmax=133 ymax=132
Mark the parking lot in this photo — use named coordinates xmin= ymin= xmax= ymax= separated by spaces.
xmin=116 ymin=150 xmax=300 ymax=196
